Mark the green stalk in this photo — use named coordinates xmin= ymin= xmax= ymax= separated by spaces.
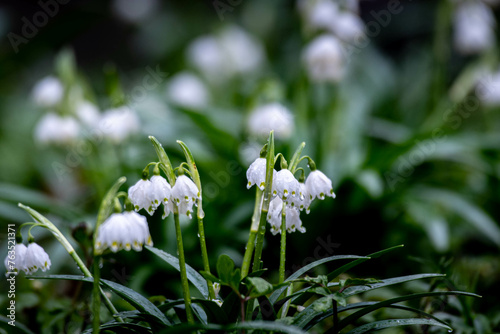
xmin=92 ymin=256 xmax=101 ymax=333
xmin=241 ymin=188 xmax=263 ymax=278
xmin=173 ymin=211 xmax=195 ymax=324
xmin=279 ymin=202 xmax=287 ymax=284
xmin=252 ymin=131 xmax=275 ymax=272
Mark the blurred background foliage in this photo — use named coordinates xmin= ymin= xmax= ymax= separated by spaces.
xmin=0 ymin=0 xmax=499 ymax=333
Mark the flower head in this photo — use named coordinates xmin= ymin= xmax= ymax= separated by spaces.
xmin=286 ymin=182 xmax=312 ymax=213
xmin=453 ymin=1 xmax=495 ymax=55
xmin=32 ymin=76 xmax=64 ymax=107
xmin=171 ymin=175 xmax=200 ymax=219
xmin=246 ymin=158 xmax=268 ymax=190
xmin=4 ymin=244 xmax=27 ymax=276
xmin=95 ymin=211 xmax=153 ymax=253
xmin=302 ymin=34 xmax=345 ymax=83
xmin=24 ymin=243 xmax=51 ymax=274
xmin=128 ymin=179 xmax=155 ymax=215
xmin=150 ymin=175 xmax=172 ymax=207
xmin=267 ymin=197 xmax=306 ymax=235
xmin=34 ymin=113 xmax=80 ymax=145
xmin=247 ymin=103 xmax=294 ymax=140
xmin=166 ymin=72 xmax=210 ymax=110
xmin=306 ymin=170 xmax=335 ymax=200
xmin=99 ymin=106 xmax=140 ymax=143
xmin=273 ymin=169 xmax=300 ymax=199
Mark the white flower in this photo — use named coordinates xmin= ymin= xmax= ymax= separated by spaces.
xmin=171 ymin=175 xmax=200 ymax=219
xmin=267 ymin=197 xmax=306 ymax=235
xmin=286 ymin=182 xmax=312 ymax=213
xmin=34 ymin=113 xmax=80 ymax=145
xmin=4 ymin=244 xmax=27 ymax=275
xmin=187 ymin=36 xmax=227 ymax=82
xmin=273 ymin=169 xmax=300 ymax=199
xmin=99 ymin=106 xmax=140 ymax=143
xmin=150 ymin=175 xmax=172 ymax=207
xmin=329 ymin=11 xmax=365 ymax=42
xmin=128 ymin=179 xmax=155 ymax=215
xmin=95 ymin=211 xmax=153 ymax=253
xmin=76 ymin=101 xmax=101 ymax=127
xmin=24 ymin=243 xmax=51 ymax=274
xmin=453 ymin=1 xmax=495 ymax=55
xmin=303 ymin=34 xmax=345 ymax=83
xmin=32 ymin=76 xmax=64 ymax=107
xmin=246 ymin=158 xmax=268 ymax=190
xmin=306 ymin=170 xmax=335 ymax=200
xmin=476 ymin=69 xmax=500 ymax=106
xmin=166 ymin=72 xmax=210 ymax=110
xmin=307 ymin=0 xmax=339 ymax=31
xmin=112 ymin=0 xmax=158 ymax=23
xmin=248 ymin=103 xmax=294 ymax=139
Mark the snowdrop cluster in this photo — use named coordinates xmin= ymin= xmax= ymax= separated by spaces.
xmin=247 ymin=103 xmax=294 ymax=140
xmin=298 ymin=0 xmax=364 ymax=83
xmin=95 ymin=211 xmax=153 ymax=253
xmin=128 ymin=173 xmax=200 ymax=219
xmin=452 ymin=0 xmax=496 ymax=55
xmin=165 ymin=72 xmax=210 ymax=110
xmin=4 ymin=242 xmax=51 ymax=275
xmin=246 ymin=156 xmax=335 ymax=235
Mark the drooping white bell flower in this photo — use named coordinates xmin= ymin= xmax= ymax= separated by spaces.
xmin=286 ymin=182 xmax=312 ymax=213
xmin=4 ymin=244 xmax=27 ymax=275
xmin=32 ymin=76 xmax=64 ymax=107
xmin=302 ymin=34 xmax=345 ymax=83
xmin=305 ymin=170 xmax=335 ymax=200
xmin=187 ymin=36 xmax=227 ymax=82
xmin=34 ymin=113 xmax=80 ymax=145
xmin=273 ymin=169 xmax=300 ymax=199
xmin=99 ymin=106 xmax=140 ymax=143
xmin=24 ymin=243 xmax=51 ymax=274
xmin=329 ymin=11 xmax=365 ymax=42
xmin=307 ymin=0 xmax=339 ymax=31
xmin=248 ymin=103 xmax=294 ymax=139
xmin=150 ymin=175 xmax=172 ymax=208
xmin=476 ymin=68 xmax=500 ymax=106
xmin=453 ymin=1 xmax=495 ymax=55
xmin=166 ymin=72 xmax=210 ymax=110
xmin=246 ymin=158 xmax=268 ymax=190
xmin=95 ymin=211 xmax=153 ymax=253
xmin=128 ymin=179 xmax=155 ymax=215
xmin=171 ymin=175 xmax=200 ymax=219
xmin=267 ymin=197 xmax=306 ymax=235
xmin=75 ymin=101 xmax=101 ymax=127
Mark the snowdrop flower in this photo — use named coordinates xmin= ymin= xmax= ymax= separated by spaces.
xmin=267 ymin=197 xmax=306 ymax=235
xmin=150 ymin=175 xmax=172 ymax=208
xmin=329 ymin=11 xmax=365 ymax=42
xmin=306 ymin=170 xmax=335 ymax=200
xmin=75 ymin=101 xmax=101 ymax=127
xmin=187 ymin=36 xmax=227 ymax=82
xmin=477 ymin=69 xmax=500 ymax=106
xmin=4 ymin=244 xmax=27 ymax=275
xmin=99 ymin=106 xmax=140 ymax=143
xmin=453 ymin=1 xmax=495 ymax=55
xmin=171 ymin=175 xmax=200 ymax=219
xmin=34 ymin=113 xmax=80 ymax=145
xmin=307 ymin=0 xmax=339 ymax=31
xmin=128 ymin=179 xmax=155 ymax=215
xmin=24 ymin=243 xmax=51 ymax=274
xmin=166 ymin=72 xmax=210 ymax=110
xmin=248 ymin=103 xmax=294 ymax=139
xmin=95 ymin=211 xmax=153 ymax=253
xmin=32 ymin=76 xmax=64 ymax=107
xmin=303 ymin=34 xmax=345 ymax=83
xmin=246 ymin=158 xmax=268 ymax=190
xmin=287 ymin=182 xmax=312 ymax=213
xmin=273 ymin=169 xmax=300 ymax=199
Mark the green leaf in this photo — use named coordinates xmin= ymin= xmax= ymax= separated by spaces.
xmin=345 ymin=318 xmax=452 ymax=334
xmin=146 ymin=246 xmax=209 ymax=298
xmin=158 ymin=320 xmax=308 ymax=333
xmin=96 ymin=176 xmax=126 ymax=227
xmin=0 ymin=316 xmax=36 ymax=334
xmin=199 ymin=271 xmax=221 ymax=284
xmin=245 ymin=277 xmax=274 ymax=298
xmin=28 ymin=274 xmax=171 ymax=326
xmin=216 ymin=254 xmax=235 ymax=285
xmin=83 ymin=322 xmax=153 ymax=334
xmin=269 ymin=255 xmax=367 ymax=305
xmin=340 ymin=277 xmax=382 ymax=289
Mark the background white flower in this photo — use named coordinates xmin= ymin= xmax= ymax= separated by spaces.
xmin=306 ymin=170 xmax=335 ymax=200
xmin=34 ymin=113 xmax=80 ymax=145
xmin=302 ymin=34 xmax=345 ymax=83
xmin=32 ymin=76 xmax=64 ymax=107
xmin=166 ymin=72 xmax=210 ymax=110
xmin=247 ymin=103 xmax=294 ymax=140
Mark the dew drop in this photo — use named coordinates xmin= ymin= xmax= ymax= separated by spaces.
xmin=197 ymin=233 xmax=200 ymax=238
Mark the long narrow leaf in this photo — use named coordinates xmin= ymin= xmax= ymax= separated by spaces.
xmin=0 ymin=316 xmax=36 ymax=334
xmin=146 ymin=246 xmax=209 ymax=298
xmin=345 ymin=318 xmax=452 ymax=334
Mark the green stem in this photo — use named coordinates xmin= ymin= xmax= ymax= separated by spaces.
xmin=198 ymin=216 xmax=215 ymax=299
xmin=279 ymin=202 xmax=287 ymax=284
xmin=174 ymin=211 xmax=195 ymax=323
xmin=252 ymin=212 xmax=269 ymax=273
xmin=92 ymin=256 xmax=101 ymax=334
xmin=241 ymin=189 xmax=263 ymax=278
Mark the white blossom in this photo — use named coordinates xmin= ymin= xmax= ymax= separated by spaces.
xmin=329 ymin=11 xmax=365 ymax=42
xmin=454 ymin=1 xmax=495 ymax=55
xmin=128 ymin=179 xmax=155 ymax=215
xmin=477 ymin=68 xmax=500 ymax=106
xmin=4 ymin=244 xmax=27 ymax=275
xmin=273 ymin=169 xmax=300 ymax=199
xmin=32 ymin=76 xmax=64 ymax=107
xmin=246 ymin=158 xmax=268 ymax=190
xmin=248 ymin=103 xmax=294 ymax=139
xmin=150 ymin=175 xmax=172 ymax=207
xmin=76 ymin=101 xmax=101 ymax=127
xmin=99 ymin=106 xmax=140 ymax=142
xmin=24 ymin=243 xmax=51 ymax=274
xmin=34 ymin=113 xmax=80 ymax=145
xmin=267 ymin=197 xmax=306 ymax=235
xmin=286 ymin=182 xmax=312 ymax=213
xmin=95 ymin=211 xmax=153 ymax=253
xmin=171 ymin=175 xmax=200 ymax=219
xmin=166 ymin=72 xmax=210 ymax=110
xmin=112 ymin=0 xmax=158 ymax=23
xmin=306 ymin=170 xmax=335 ymax=200
xmin=302 ymin=34 xmax=345 ymax=83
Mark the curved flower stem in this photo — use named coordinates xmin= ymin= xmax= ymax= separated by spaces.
xmin=241 ymin=188 xmax=263 ymax=278
xmin=197 ymin=216 xmax=215 ymax=299
xmin=18 ymin=204 xmax=123 ymax=323
xmin=173 ymin=211 xmax=195 ymax=324
xmin=279 ymin=202 xmax=287 ymax=284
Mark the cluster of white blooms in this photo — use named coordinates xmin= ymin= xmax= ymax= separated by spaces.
xmin=246 ymin=157 xmax=335 ymax=235
xmin=34 ymin=112 xmax=81 ymax=145
xmin=98 ymin=106 xmax=140 ymax=143
xmin=452 ymin=0 xmax=496 ymax=55
xmin=95 ymin=211 xmax=153 ymax=253
xmin=247 ymin=103 xmax=295 ymax=140
xmin=165 ymin=72 xmax=210 ymax=110
xmin=128 ymin=174 xmax=200 ymax=219
xmin=298 ymin=0 xmax=364 ymax=83
xmin=4 ymin=243 xmax=51 ymax=275
xmin=186 ymin=25 xmax=265 ymax=84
